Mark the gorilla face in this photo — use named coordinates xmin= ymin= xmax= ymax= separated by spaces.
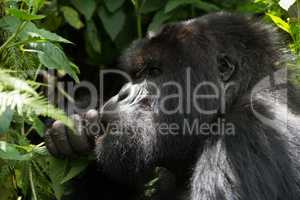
xmin=96 ymin=81 xmax=159 ymax=183
xmin=95 ymin=19 xmax=240 ymax=183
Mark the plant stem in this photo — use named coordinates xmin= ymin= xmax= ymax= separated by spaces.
xmin=297 ymin=0 xmax=300 ymax=53
xmin=57 ymin=82 xmax=75 ymax=103
xmin=9 ymin=166 xmax=19 ymax=194
xmin=29 ymin=163 xmax=38 ymax=200
xmin=0 ymin=21 xmax=27 ymax=53
xmin=137 ymin=13 xmax=142 ymax=38
xmin=6 ymin=38 xmax=38 ymax=49
xmin=134 ymin=0 xmax=142 ymax=38
xmin=25 ymin=127 xmax=34 ymax=136
xmin=34 ymin=64 xmax=42 ymax=81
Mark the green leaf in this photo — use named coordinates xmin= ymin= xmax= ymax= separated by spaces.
xmin=165 ymin=0 xmax=190 ymax=13
xmin=31 ymin=116 xmax=45 ymax=137
xmin=131 ymin=0 xmax=138 ymax=8
xmin=37 ymin=42 xmax=79 ymax=82
xmin=0 ymin=141 xmax=32 ymax=161
xmin=7 ymin=8 xmax=45 ymax=20
xmin=290 ymin=21 xmax=300 ymax=41
xmin=140 ymin=0 xmax=166 ymax=14
xmin=48 ymin=158 xmax=68 ymax=200
xmin=165 ymin=0 xmax=219 ymax=13
xmin=98 ymin=6 xmax=125 ymax=40
xmin=29 ymin=28 xmax=73 ymax=44
xmin=32 ymin=0 xmax=46 ymax=13
xmin=236 ymin=2 xmax=266 ymax=13
xmin=0 ymin=16 xmax=22 ymax=32
xmin=71 ymin=0 xmax=96 ymax=20
xmin=104 ymin=0 xmax=126 ymax=13
xmin=40 ymin=13 xmax=63 ymax=31
xmin=0 ymin=16 xmax=72 ymax=43
xmin=193 ymin=1 xmax=220 ymax=12
xmin=267 ymin=13 xmax=292 ymax=34
xmin=60 ymin=160 xmax=89 ymax=184
xmin=60 ymin=6 xmax=84 ymax=29
xmin=148 ymin=10 xmax=172 ymax=32
xmin=85 ymin=20 xmax=101 ymax=54
xmin=22 ymin=0 xmax=46 ymax=13
xmin=0 ymin=108 xmax=13 ymax=134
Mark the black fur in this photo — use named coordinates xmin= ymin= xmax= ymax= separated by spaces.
xmin=45 ymin=12 xmax=300 ymax=200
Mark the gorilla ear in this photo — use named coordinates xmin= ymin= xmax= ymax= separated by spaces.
xmin=217 ymin=54 xmax=236 ymax=82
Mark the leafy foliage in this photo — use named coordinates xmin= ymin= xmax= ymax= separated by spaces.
xmin=0 ymin=1 xmax=84 ymax=200
xmin=60 ymin=6 xmax=84 ymax=29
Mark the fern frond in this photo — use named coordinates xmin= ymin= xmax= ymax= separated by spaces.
xmin=0 ymin=46 xmax=38 ymax=78
xmin=0 ymin=91 xmax=74 ymax=130
xmin=0 ymin=70 xmax=37 ymax=94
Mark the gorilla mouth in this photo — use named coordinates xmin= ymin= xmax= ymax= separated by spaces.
xmin=95 ymin=95 xmax=158 ymax=146
xmin=137 ymin=95 xmax=158 ymax=112
xmin=95 ymin=133 xmax=106 ymax=145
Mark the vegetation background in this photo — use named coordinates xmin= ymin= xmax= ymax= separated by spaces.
xmin=0 ymin=0 xmax=299 ymax=199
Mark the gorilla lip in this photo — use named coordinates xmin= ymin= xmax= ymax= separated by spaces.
xmin=137 ymin=96 xmax=158 ymax=112
xmin=95 ymin=133 xmax=106 ymax=144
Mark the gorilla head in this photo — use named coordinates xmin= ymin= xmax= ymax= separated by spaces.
xmin=45 ymin=11 xmax=300 ymax=200
xmin=94 ymin=12 xmax=280 ymax=183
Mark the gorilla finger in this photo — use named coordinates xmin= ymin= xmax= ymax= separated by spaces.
xmin=51 ymin=120 xmax=75 ymax=157
xmin=45 ymin=129 xmax=60 ymax=157
xmin=85 ymin=109 xmax=99 ymax=122
xmin=68 ymin=131 xmax=93 ymax=153
xmin=71 ymin=114 xmax=85 ymax=134
xmin=85 ymin=110 xmax=102 ymax=137
xmin=69 ymin=114 xmax=93 ymax=153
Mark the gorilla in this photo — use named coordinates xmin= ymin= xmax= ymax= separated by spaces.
xmin=45 ymin=12 xmax=300 ymax=200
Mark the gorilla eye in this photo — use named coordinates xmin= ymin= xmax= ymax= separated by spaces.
xmin=134 ymin=67 xmax=162 ymax=79
xmin=147 ymin=67 xmax=162 ymax=77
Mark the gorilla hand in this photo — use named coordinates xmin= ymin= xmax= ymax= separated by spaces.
xmin=45 ymin=109 xmax=100 ymax=158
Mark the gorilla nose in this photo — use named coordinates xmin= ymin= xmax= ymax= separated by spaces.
xmin=117 ymin=82 xmax=140 ymax=104
xmin=101 ymin=82 xmax=148 ymax=115
xmin=118 ymin=83 xmax=132 ymax=102
xmin=100 ymin=83 xmax=132 ymax=114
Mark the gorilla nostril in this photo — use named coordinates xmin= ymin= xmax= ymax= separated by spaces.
xmin=139 ymin=96 xmax=154 ymax=109
xmin=118 ymin=89 xmax=130 ymax=102
xmin=140 ymin=97 xmax=151 ymax=106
